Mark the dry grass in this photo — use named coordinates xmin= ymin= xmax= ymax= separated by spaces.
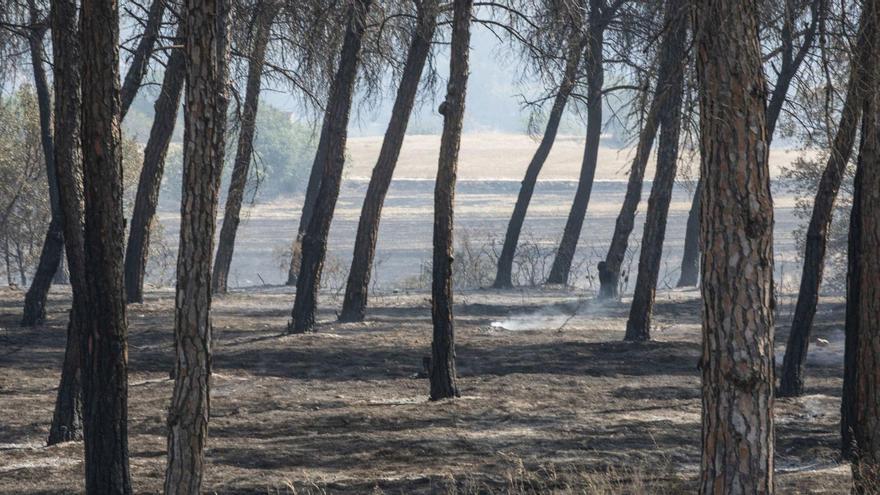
xmin=345 ymin=133 xmax=812 ymax=181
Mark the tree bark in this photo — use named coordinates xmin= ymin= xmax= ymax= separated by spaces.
xmin=47 ymin=0 xmax=85 ymax=445
xmin=164 ymin=0 xmax=229 ymax=491
xmin=847 ymin=4 xmax=880 ymax=484
xmin=119 ymin=0 xmax=166 ymax=120
xmin=430 ymin=0 xmax=472 ymax=401
xmin=492 ymin=37 xmax=583 ymax=290
xmin=285 ymin=126 xmax=328 ymax=286
xmin=778 ymin=18 xmax=865 ymax=398
xmin=676 ymin=180 xmax=701 ymax=287
xmin=288 ymin=0 xmax=371 ymax=334
xmin=842 ymin=131 xmax=866 ymax=461
xmin=623 ymin=0 xmax=687 ymax=341
xmin=123 ymin=23 xmax=186 ymax=304
xmin=21 ymin=3 xmax=65 ymax=327
xmin=212 ymin=1 xmax=277 ymax=294
xmin=338 ymin=0 xmax=439 ymax=321
xmin=79 ymin=0 xmax=132 ymax=488
xmin=695 ymin=0 xmax=775 ymax=492
xmin=546 ymin=0 xmax=607 ymax=286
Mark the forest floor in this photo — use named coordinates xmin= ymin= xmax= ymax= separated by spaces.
xmin=0 ymin=285 xmax=850 ymax=494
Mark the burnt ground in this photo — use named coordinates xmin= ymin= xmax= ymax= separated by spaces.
xmin=0 ymin=286 xmax=850 ymax=494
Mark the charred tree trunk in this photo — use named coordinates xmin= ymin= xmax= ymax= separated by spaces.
xmin=212 ymin=2 xmax=277 ymax=294
xmin=119 ymin=0 xmax=166 ymax=119
xmin=22 ymin=5 xmax=65 ymax=326
xmin=338 ymin=0 xmax=438 ymax=321
xmin=48 ymin=311 xmax=83 ymax=444
xmin=285 ymin=131 xmax=325 ymax=286
xmin=778 ymin=34 xmax=865 ymax=398
xmin=778 ymin=1 xmax=862 ymax=398
xmin=597 ymin=92 xmax=660 ymax=300
xmin=47 ymin=0 xmax=85 ymax=445
xmin=164 ymin=0 xmax=229 ymax=490
xmin=79 ymin=0 xmax=132 ymax=488
xmin=842 ymin=135 xmax=866 ymax=461
xmin=123 ymin=23 xmax=186 ymax=304
xmin=847 ymin=5 xmax=880 ymax=482
xmin=430 ymin=0 xmax=472 ymax=401
xmin=676 ymin=180 xmax=701 ymax=287
xmin=624 ymin=0 xmax=687 ymax=341
xmin=695 ymin=0 xmax=775 ymax=492
xmin=492 ymin=37 xmax=583 ymax=289
xmin=546 ymin=0 xmax=607 ymax=286
xmin=288 ymin=0 xmax=371 ymax=334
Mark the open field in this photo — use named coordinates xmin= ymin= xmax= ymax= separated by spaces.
xmin=344 ymin=133 xmax=809 ymax=181
xmin=153 ymin=179 xmax=805 ymax=292
xmin=143 ymin=134 xmax=813 ymax=291
xmin=0 ymin=286 xmax=850 ymax=493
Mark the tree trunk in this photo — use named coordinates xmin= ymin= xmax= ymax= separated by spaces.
xmin=119 ymin=0 xmax=166 ymax=119
xmin=47 ymin=0 xmax=85 ymax=445
xmin=338 ymin=0 xmax=438 ymax=321
xmin=493 ymin=37 xmax=583 ymax=289
xmin=695 ymin=0 xmax=775 ymax=492
xmin=22 ymin=5 xmax=64 ymax=326
xmin=164 ymin=0 xmax=229 ymax=490
xmin=79 ymin=0 xmax=132 ymax=488
xmin=288 ymin=0 xmax=371 ymax=334
xmin=430 ymin=0 xmax=472 ymax=401
xmin=676 ymin=180 xmax=701 ymax=287
xmin=546 ymin=0 xmax=606 ymax=286
xmin=842 ymin=134 xmax=866 ymax=461
xmin=847 ymin=5 xmax=880 ymax=483
xmin=598 ymin=96 xmax=659 ymax=300
xmin=623 ymin=0 xmax=687 ymax=341
xmin=286 ymin=97 xmax=334 ymax=286
xmin=123 ymin=23 xmax=186 ymax=304
xmin=778 ymin=15 xmax=866 ymax=397
xmin=212 ymin=2 xmax=277 ymax=294
xmin=48 ymin=311 xmax=83 ymax=444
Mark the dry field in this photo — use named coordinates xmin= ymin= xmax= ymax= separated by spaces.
xmin=0 ymin=285 xmax=851 ymax=494
xmin=345 ymin=133 xmax=808 ymax=181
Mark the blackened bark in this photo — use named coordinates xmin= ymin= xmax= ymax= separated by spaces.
xmin=676 ymin=180 xmax=701 ymax=287
xmin=842 ymin=143 xmax=865 ymax=461
xmin=338 ymin=0 xmax=438 ymax=321
xmin=778 ymin=16 xmax=866 ymax=397
xmin=493 ymin=37 xmax=583 ymax=289
xmin=430 ymin=0 xmax=472 ymax=401
xmin=48 ymin=311 xmax=83 ymax=444
xmin=546 ymin=0 xmax=607 ymax=286
xmin=22 ymin=4 xmax=64 ymax=327
xmin=123 ymin=23 xmax=186 ymax=304
xmin=212 ymin=2 xmax=277 ymax=294
xmin=288 ymin=0 xmax=371 ymax=334
xmin=79 ymin=0 xmax=132 ymax=488
xmin=47 ymin=0 xmax=85 ymax=446
xmin=624 ymin=0 xmax=687 ymax=341
xmin=119 ymin=0 xmax=166 ymax=119
xmin=695 ymin=0 xmax=775 ymax=492
xmin=164 ymin=0 xmax=229 ymax=490
xmin=847 ymin=4 xmax=880 ymax=482
xmin=285 ymin=134 xmax=324 ymax=286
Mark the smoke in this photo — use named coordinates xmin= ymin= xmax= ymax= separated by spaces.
xmin=490 ymin=310 xmax=572 ymax=331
